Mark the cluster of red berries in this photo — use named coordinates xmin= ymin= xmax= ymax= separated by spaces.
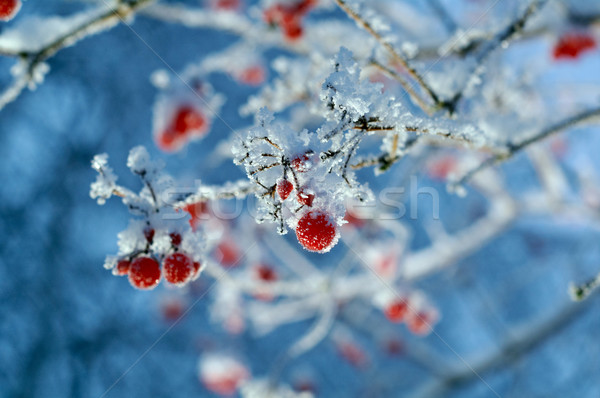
xmin=156 ymin=105 xmax=209 ymax=152
xmin=114 ymin=229 xmax=202 ymax=290
xmin=553 ymin=32 xmax=597 ymax=60
xmin=263 ymin=0 xmax=317 ymax=41
xmin=383 ymin=298 xmax=436 ymax=336
xmin=274 ymin=152 xmax=338 ymax=253
xmin=0 ymin=0 xmax=20 ymax=21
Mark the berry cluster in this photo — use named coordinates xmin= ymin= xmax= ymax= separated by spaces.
xmin=381 ymin=296 xmax=438 ymax=336
xmin=263 ymin=0 xmax=317 ymax=41
xmin=0 ymin=0 xmax=20 ymax=21
xmin=113 ymin=228 xmax=203 ymax=290
xmin=553 ymin=32 xmax=597 ymax=60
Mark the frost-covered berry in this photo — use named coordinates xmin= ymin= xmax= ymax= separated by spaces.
xmin=291 ymin=152 xmax=312 ymax=172
xmin=211 ymin=0 xmax=240 ymax=11
xmin=277 ymin=178 xmax=294 ymax=200
xmin=173 ymin=106 xmax=206 ymax=135
xmin=296 ymin=211 xmax=338 ymax=253
xmin=113 ymin=259 xmax=131 ymax=276
xmin=184 ymin=201 xmax=210 ymax=231
xmin=384 ymin=299 xmax=409 ymax=323
xmin=215 ymin=241 xmax=241 ymax=267
xmin=407 ymin=311 xmax=434 ymax=335
xmin=296 ymin=189 xmax=314 ymax=207
xmin=199 ymin=355 xmax=249 ymax=396
xmin=144 ymin=227 xmax=155 ymax=244
xmin=553 ymin=32 xmax=596 ymax=60
xmin=255 ymin=264 xmax=277 ymax=282
xmin=191 ymin=260 xmax=202 ymax=280
xmin=236 ymin=65 xmax=266 ymax=86
xmin=263 ymin=0 xmax=316 ymax=41
xmin=128 ymin=257 xmax=161 ymax=290
xmin=170 ymin=232 xmax=182 ymax=247
xmin=163 ymin=253 xmax=195 ymax=285
xmin=161 ymin=296 xmax=184 ymax=321
xmin=0 ymin=0 xmax=21 ymax=21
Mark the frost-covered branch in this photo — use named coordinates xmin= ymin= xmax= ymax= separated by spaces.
xmin=453 ymin=106 xmax=600 ymax=188
xmin=334 ymin=0 xmax=443 ymax=115
xmin=0 ymin=0 xmax=155 ymax=112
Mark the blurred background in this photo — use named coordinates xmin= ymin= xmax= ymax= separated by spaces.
xmin=0 ymin=1 xmax=599 ymax=397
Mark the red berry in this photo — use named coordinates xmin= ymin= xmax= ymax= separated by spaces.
xmin=407 ymin=311 xmax=433 ymax=335
xmin=283 ymin=19 xmax=303 ymax=40
xmin=296 ymin=211 xmax=337 ymax=253
xmin=215 ymin=241 xmax=240 ymax=267
xmin=212 ymin=0 xmax=240 ymax=10
xmin=255 ymin=264 xmax=277 ymax=282
xmin=163 ymin=253 xmax=195 ymax=285
xmin=384 ymin=299 xmax=409 ymax=323
xmin=173 ymin=106 xmax=206 ymax=135
xmin=296 ymin=189 xmax=314 ymax=207
xmin=113 ymin=259 xmax=131 ymax=276
xmin=237 ymin=65 xmax=265 ymax=86
xmin=156 ymin=128 xmax=181 ymax=153
xmin=144 ymin=227 xmax=155 ymax=244
xmin=553 ymin=32 xmax=596 ymax=60
xmin=336 ymin=341 xmax=367 ymax=368
xmin=291 ymin=153 xmax=312 ymax=172
xmin=277 ymin=178 xmax=294 ymax=200
xmin=161 ymin=297 xmax=184 ymax=321
xmin=191 ymin=261 xmax=202 ymax=280
xmin=427 ymin=155 xmax=456 ymax=180
xmin=184 ymin=201 xmax=210 ymax=231
xmin=170 ymin=232 xmax=182 ymax=246
xmin=128 ymin=257 xmax=161 ymax=290
xmin=0 ymin=0 xmax=20 ymax=21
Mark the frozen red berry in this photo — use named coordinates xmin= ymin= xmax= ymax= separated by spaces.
xmin=191 ymin=260 xmax=202 ymax=280
xmin=336 ymin=341 xmax=367 ymax=368
xmin=161 ymin=297 xmax=185 ymax=321
xmin=170 ymin=232 xmax=182 ymax=247
xmin=296 ymin=211 xmax=338 ymax=253
xmin=173 ymin=106 xmax=207 ymax=135
xmin=212 ymin=0 xmax=240 ymax=11
xmin=277 ymin=178 xmax=294 ymax=200
xmin=184 ymin=201 xmax=210 ymax=231
xmin=427 ymin=155 xmax=456 ymax=180
xmin=255 ymin=264 xmax=277 ymax=282
xmin=384 ymin=299 xmax=409 ymax=323
xmin=553 ymin=32 xmax=596 ymax=60
xmin=296 ymin=189 xmax=314 ymax=207
xmin=215 ymin=241 xmax=240 ymax=267
xmin=128 ymin=257 xmax=161 ymax=290
xmin=407 ymin=312 xmax=433 ymax=335
xmin=236 ymin=65 xmax=266 ymax=86
xmin=113 ymin=259 xmax=131 ymax=276
xmin=263 ymin=0 xmax=316 ymax=41
xmin=163 ymin=253 xmax=195 ymax=285
xmin=199 ymin=355 xmax=249 ymax=396
xmin=291 ymin=152 xmax=312 ymax=172
xmin=0 ymin=0 xmax=21 ymax=21
xmin=144 ymin=227 xmax=155 ymax=244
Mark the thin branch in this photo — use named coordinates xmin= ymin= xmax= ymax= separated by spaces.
xmin=334 ymin=0 xmax=444 ymax=114
xmin=570 ymin=272 xmax=600 ymax=301
xmin=453 ymin=106 xmax=600 ymax=188
xmin=0 ymin=0 xmax=155 ymax=112
xmin=447 ymin=0 xmax=548 ymax=110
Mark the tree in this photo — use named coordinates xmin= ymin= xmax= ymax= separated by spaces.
xmin=2 ymin=0 xmax=600 ymax=396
